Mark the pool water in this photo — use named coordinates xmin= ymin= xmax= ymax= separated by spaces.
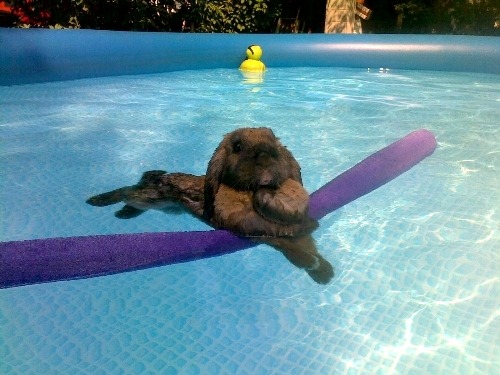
xmin=1 ymin=68 xmax=498 ymax=374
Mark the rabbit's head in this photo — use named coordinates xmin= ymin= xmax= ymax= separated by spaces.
xmin=203 ymin=127 xmax=302 ymax=219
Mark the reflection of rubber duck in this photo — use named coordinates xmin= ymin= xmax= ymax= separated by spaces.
xmin=240 ymin=45 xmax=266 ymax=72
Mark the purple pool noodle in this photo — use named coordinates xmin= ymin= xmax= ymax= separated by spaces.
xmin=0 ymin=129 xmax=436 ymax=288
xmin=0 ymin=230 xmax=252 ymax=288
xmin=309 ymin=129 xmax=437 ymax=220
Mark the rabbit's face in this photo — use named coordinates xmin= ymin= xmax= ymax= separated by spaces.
xmin=204 ymin=127 xmax=303 ymax=220
xmin=219 ymin=128 xmax=290 ymax=190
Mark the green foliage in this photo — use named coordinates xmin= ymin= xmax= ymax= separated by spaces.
xmin=395 ymin=1 xmax=427 ymax=19
xmin=395 ymin=0 xmax=430 ymax=32
xmin=5 ymin=0 xmax=499 ymax=34
xmin=188 ymin=0 xmax=281 ymax=33
xmin=433 ymin=0 xmax=499 ymax=35
xmin=394 ymin=0 xmax=500 ymax=34
xmin=6 ymin=0 xmax=183 ymax=31
xmin=6 ymin=0 xmax=281 ymax=33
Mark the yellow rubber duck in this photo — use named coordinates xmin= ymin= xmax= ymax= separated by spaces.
xmin=239 ymin=45 xmax=266 ymax=72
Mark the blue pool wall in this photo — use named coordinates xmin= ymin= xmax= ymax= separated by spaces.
xmin=0 ymin=28 xmax=499 ymax=85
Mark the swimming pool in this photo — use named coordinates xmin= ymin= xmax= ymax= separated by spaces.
xmin=1 ymin=30 xmax=499 ymax=374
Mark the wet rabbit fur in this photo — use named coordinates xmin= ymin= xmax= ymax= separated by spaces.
xmin=87 ymin=127 xmax=334 ymax=284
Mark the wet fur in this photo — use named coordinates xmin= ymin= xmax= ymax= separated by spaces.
xmin=87 ymin=128 xmax=334 ymax=284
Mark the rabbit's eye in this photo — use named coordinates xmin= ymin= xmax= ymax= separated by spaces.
xmin=232 ymin=141 xmax=242 ymax=153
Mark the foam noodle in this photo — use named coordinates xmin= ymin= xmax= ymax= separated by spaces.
xmin=0 ymin=130 xmax=436 ymax=288
xmin=309 ymin=129 xmax=437 ymax=220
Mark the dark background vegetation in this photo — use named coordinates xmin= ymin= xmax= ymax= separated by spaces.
xmin=1 ymin=0 xmax=499 ymax=35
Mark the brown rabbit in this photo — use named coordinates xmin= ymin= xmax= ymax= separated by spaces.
xmin=204 ymin=128 xmax=317 ymax=237
xmin=202 ymin=127 xmax=333 ymax=283
xmin=87 ymin=128 xmax=334 ymax=284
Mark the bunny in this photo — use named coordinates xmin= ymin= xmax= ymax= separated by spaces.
xmin=202 ymin=127 xmax=333 ymax=283
xmin=87 ymin=128 xmax=334 ymax=284
xmin=203 ymin=127 xmax=318 ymax=237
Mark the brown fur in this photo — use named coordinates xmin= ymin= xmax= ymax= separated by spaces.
xmin=203 ymin=128 xmax=303 ymax=219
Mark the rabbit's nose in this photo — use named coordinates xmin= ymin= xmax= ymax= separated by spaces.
xmin=258 ymin=170 xmax=274 ymax=186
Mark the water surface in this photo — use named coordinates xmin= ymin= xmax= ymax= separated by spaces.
xmin=1 ymin=68 xmax=499 ymax=374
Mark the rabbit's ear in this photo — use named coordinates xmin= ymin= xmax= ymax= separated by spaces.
xmin=280 ymin=145 xmax=303 ymax=184
xmin=203 ymin=140 xmax=227 ymax=219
